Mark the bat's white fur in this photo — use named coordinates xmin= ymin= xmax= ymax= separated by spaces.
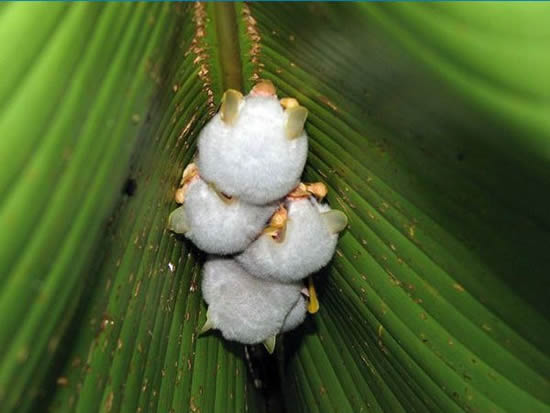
xmin=198 ymin=94 xmax=308 ymax=205
xmin=178 ymin=178 xmax=276 ymax=254
xmin=237 ymin=198 xmax=338 ymax=282
xmin=202 ymin=258 xmax=302 ymax=344
xmin=281 ymin=295 xmax=307 ymax=333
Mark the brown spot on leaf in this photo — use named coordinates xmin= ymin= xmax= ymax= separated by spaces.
xmin=318 ymin=95 xmax=338 ymax=111
xmin=105 ymin=392 xmax=114 ymax=412
xmin=56 ymin=377 xmax=69 ymax=387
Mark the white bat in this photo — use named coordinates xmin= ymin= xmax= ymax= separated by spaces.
xmin=197 ymin=81 xmax=309 ymax=205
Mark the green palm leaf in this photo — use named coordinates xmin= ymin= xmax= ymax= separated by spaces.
xmin=0 ymin=3 xmax=548 ymax=413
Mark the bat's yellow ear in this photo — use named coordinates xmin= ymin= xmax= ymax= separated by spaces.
xmin=263 ymin=206 xmax=288 ymax=243
xmin=168 ymin=206 xmax=189 ymax=234
xmin=220 ymin=89 xmax=243 ymax=125
xmin=280 ymin=97 xmax=299 ymax=109
xmin=305 ymin=182 xmax=328 ymax=200
xmin=285 ymin=105 xmax=308 ymax=140
xmin=321 ymin=210 xmax=348 ymax=234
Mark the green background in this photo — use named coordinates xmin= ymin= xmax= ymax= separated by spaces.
xmin=0 ymin=3 xmax=548 ymax=412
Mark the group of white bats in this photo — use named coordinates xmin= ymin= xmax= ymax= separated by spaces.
xmin=168 ymin=81 xmax=347 ymax=353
